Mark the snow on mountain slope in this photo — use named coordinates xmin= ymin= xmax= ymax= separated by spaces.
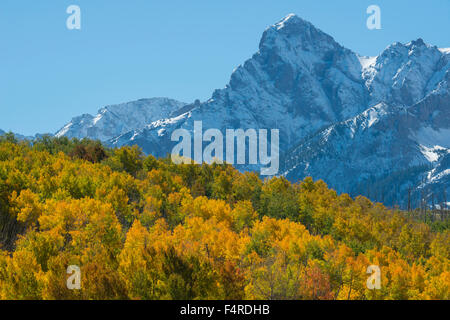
xmin=283 ymin=62 xmax=450 ymax=205
xmin=56 ymin=98 xmax=188 ymax=142
xmin=362 ymin=39 xmax=447 ymax=106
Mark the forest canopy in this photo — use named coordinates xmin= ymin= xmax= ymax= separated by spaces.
xmin=0 ymin=135 xmax=448 ymax=300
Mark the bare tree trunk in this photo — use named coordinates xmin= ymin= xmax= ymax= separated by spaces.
xmin=408 ymin=188 xmax=411 ymax=212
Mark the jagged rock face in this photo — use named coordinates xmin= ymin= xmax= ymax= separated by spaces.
xmin=54 ymin=14 xmax=450 ymax=207
xmin=55 ymin=98 xmax=187 ymax=142
xmin=364 ymin=40 xmax=446 ymax=106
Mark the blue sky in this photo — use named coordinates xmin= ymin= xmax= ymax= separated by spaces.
xmin=1 ymin=0 xmax=449 ymax=135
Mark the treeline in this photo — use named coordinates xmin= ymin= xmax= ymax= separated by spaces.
xmin=0 ymin=135 xmax=448 ymax=299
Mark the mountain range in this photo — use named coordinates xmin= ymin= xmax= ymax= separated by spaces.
xmin=3 ymin=14 xmax=449 ymax=208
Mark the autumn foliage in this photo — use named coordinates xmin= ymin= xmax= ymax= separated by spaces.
xmin=0 ymin=136 xmax=448 ymax=300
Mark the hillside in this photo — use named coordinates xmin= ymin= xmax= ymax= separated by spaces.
xmin=0 ymin=135 xmax=448 ymax=300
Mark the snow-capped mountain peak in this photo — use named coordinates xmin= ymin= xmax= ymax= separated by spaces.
xmin=53 ymin=14 xmax=449 ymax=207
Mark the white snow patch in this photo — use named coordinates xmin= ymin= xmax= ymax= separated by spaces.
xmin=366 ymin=104 xmax=388 ymax=127
xmin=429 ymin=169 xmax=450 ymax=183
xmin=55 ymin=123 xmax=72 ymax=138
xmin=157 ymin=128 xmax=166 ymax=137
xmin=420 ymin=145 xmax=448 ymax=162
xmin=130 ymin=132 xmax=139 ymax=141
xmin=358 ymin=56 xmax=377 ymax=70
xmin=92 ymin=114 xmax=103 ymax=125
xmin=275 ymin=13 xmax=297 ymax=30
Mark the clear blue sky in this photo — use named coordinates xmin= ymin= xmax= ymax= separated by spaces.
xmin=1 ymin=0 xmax=449 ymax=135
